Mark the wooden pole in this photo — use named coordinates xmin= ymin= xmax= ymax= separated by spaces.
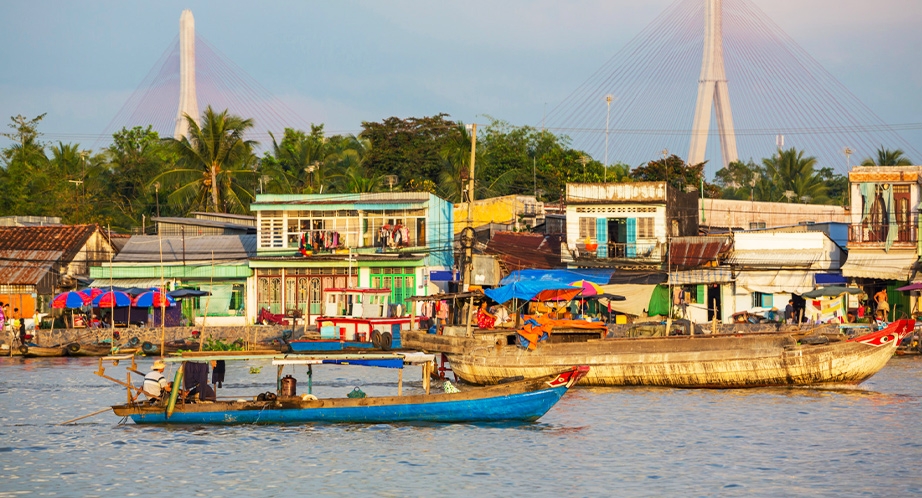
xmin=199 ymin=251 xmax=215 ymax=352
xmin=463 ymin=123 xmax=477 ymax=292
xmin=158 ymin=227 xmax=166 ymax=358
xmin=397 ymin=368 xmax=403 ymax=396
xmin=58 ymin=407 xmax=112 ymax=426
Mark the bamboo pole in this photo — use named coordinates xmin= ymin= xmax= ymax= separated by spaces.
xmin=397 ymin=368 xmax=403 ymax=396
xmin=58 ymin=407 xmax=112 ymax=426
xmin=158 ymin=227 xmax=165 ymax=358
xmin=199 ymin=251 xmax=215 ymax=352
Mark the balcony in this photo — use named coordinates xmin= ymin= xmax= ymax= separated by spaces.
xmin=848 ymin=223 xmax=917 ymax=246
xmin=576 ymin=241 xmax=664 ymax=263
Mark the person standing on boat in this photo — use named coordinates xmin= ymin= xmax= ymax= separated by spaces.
xmin=874 ymin=289 xmax=890 ymax=320
xmin=143 ymin=360 xmax=171 ymax=402
xmin=0 ymin=302 xmax=6 ymax=335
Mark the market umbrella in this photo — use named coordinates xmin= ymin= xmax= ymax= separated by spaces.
xmin=133 ymin=291 xmax=176 ymax=308
xmin=896 ymin=283 xmax=922 ymax=292
xmin=52 ymin=291 xmax=90 ymax=309
xmin=77 ymin=288 xmax=104 ymax=302
xmin=534 ymin=288 xmax=582 ymax=302
xmin=571 ymin=280 xmax=605 ymax=297
xmin=92 ymin=291 xmax=132 ymax=308
xmin=802 ymin=286 xmax=863 ymax=298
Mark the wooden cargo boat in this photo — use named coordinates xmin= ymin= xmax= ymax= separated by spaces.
xmin=404 ymin=320 xmax=914 ymax=388
xmin=97 ymin=351 xmax=587 ymax=425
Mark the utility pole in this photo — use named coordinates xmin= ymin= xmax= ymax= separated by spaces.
xmin=463 ymin=123 xmax=477 ymax=292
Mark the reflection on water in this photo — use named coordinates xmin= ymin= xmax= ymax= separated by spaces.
xmin=1 ymin=356 xmax=921 ymax=496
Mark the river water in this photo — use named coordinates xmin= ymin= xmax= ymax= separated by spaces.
xmin=1 ymin=355 xmax=921 ymax=497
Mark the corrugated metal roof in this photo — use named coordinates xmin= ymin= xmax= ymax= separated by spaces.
xmin=0 ymin=224 xmax=98 ymax=263
xmin=669 ymin=236 xmax=732 ymax=268
xmin=726 ymin=250 xmax=820 ymax=268
xmin=0 ymin=249 xmax=62 ymax=285
xmin=668 ymin=268 xmax=734 ymax=285
xmin=115 ymin=235 xmax=257 ymax=263
xmin=484 ymin=232 xmax=562 ymax=271
xmin=842 ymin=250 xmax=918 ymax=281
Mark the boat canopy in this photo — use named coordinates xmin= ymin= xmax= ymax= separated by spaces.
xmin=162 ymin=351 xmax=435 ymax=368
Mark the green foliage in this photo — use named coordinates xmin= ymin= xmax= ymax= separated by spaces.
xmin=762 ymin=147 xmax=828 ymax=204
xmin=360 ymin=114 xmax=458 ymax=189
xmin=204 ymin=337 xmax=244 ymax=351
xmin=860 ymin=147 xmax=912 ymax=166
xmin=630 ymin=154 xmax=720 ymax=197
xmin=158 ymin=106 xmax=258 ymax=214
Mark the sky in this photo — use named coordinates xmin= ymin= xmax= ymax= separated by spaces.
xmin=1 ymin=0 xmax=920 ymax=167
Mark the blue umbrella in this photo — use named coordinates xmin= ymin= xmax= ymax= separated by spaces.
xmin=52 ymin=291 xmax=89 ymax=309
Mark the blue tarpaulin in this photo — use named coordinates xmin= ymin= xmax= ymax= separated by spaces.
xmin=487 ymin=269 xmax=615 ymax=303
xmin=498 ymin=269 xmax=614 ymax=286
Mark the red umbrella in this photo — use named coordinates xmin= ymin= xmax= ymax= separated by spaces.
xmin=92 ymin=291 xmax=132 ymax=308
xmin=78 ymin=288 xmax=104 ymax=301
xmin=570 ymin=280 xmax=605 ymax=297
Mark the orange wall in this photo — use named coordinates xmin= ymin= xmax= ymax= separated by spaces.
xmin=0 ymin=294 xmax=35 ymax=318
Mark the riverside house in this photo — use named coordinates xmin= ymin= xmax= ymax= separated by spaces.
xmin=248 ymin=192 xmax=453 ymax=325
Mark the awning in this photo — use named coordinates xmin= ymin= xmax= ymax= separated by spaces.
xmin=814 ymin=273 xmax=847 ymax=286
xmin=668 ymin=236 xmax=731 ymax=268
xmin=89 ymin=278 xmax=172 ymax=289
xmin=727 ymin=250 xmax=819 ymax=268
xmin=668 ymin=268 xmax=734 ymax=285
xmin=841 ymin=250 xmax=918 ymax=281
xmin=736 ymin=270 xmax=817 ymax=294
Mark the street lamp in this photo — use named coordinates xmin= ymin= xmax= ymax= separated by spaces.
xmin=260 ymin=175 xmax=270 ymax=194
xmin=604 ymin=95 xmax=614 ymax=182
xmin=306 ymin=162 xmax=318 ymax=190
xmin=385 ymin=175 xmax=398 ymax=191
xmin=579 ymin=155 xmax=589 ymax=180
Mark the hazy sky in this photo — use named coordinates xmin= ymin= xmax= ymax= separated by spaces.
xmin=1 ymin=0 xmax=920 ymax=163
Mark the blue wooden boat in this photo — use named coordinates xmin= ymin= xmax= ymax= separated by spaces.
xmin=101 ymin=351 xmax=587 ymax=425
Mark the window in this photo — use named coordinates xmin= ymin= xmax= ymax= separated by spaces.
xmin=579 ymin=217 xmax=597 ymax=239
xmin=637 ymin=218 xmax=654 ymax=238
xmin=749 ymin=222 xmax=766 ymax=230
xmin=752 ymin=292 xmax=773 ymax=308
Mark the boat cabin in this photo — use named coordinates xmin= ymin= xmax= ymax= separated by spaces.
xmin=323 ymin=288 xmax=390 ymax=318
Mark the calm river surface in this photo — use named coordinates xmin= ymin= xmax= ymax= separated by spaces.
xmin=1 ymin=355 xmax=921 ymax=497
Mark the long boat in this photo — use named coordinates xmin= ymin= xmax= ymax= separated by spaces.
xmin=18 ymin=344 xmax=67 ymax=357
xmin=403 ymin=319 xmax=914 ymax=388
xmin=96 ymin=351 xmax=587 ymax=424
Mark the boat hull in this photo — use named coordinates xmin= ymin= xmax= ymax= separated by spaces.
xmin=19 ymin=345 xmax=67 ymax=358
xmin=111 ymin=368 xmax=586 ymax=425
xmin=408 ymin=321 xmax=912 ymax=388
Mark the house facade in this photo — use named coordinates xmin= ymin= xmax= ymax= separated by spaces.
xmin=563 ymin=182 xmax=699 ymax=266
xmin=248 ymin=192 xmax=453 ymax=324
xmin=842 ymin=165 xmax=922 ymax=319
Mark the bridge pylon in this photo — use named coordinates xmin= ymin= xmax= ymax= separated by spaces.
xmin=688 ymin=0 xmax=738 ymax=168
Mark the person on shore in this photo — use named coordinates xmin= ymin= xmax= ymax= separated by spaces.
xmin=784 ymin=300 xmax=795 ymax=324
xmin=874 ymin=289 xmax=889 ymax=320
xmin=143 ymin=360 xmax=171 ymax=403
xmin=0 ymin=302 xmax=5 ymax=334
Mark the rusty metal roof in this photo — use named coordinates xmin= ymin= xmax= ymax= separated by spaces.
xmin=0 ymin=249 xmax=62 ymax=285
xmin=668 ymin=236 xmax=732 ymax=268
xmin=484 ymin=231 xmax=563 ymax=271
xmin=0 ymin=224 xmax=99 ymax=263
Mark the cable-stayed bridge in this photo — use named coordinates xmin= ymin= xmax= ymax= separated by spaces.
xmin=543 ymin=0 xmax=919 ymax=176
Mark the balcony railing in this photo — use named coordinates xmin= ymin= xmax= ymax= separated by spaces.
xmin=578 ymin=241 xmax=662 ymax=261
xmin=849 ymin=223 xmax=917 ymax=244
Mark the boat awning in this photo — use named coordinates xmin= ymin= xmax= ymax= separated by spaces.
xmin=841 ymin=250 xmax=918 ymax=281
xmin=736 ymin=270 xmax=817 ymax=294
xmin=668 ymin=267 xmax=734 ymax=285
xmin=727 ymin=250 xmax=819 ymax=268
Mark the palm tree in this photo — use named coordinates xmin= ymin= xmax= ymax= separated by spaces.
xmin=159 ymin=106 xmax=257 ymax=213
xmin=762 ymin=147 xmax=828 ymax=203
xmin=330 ymin=163 xmax=383 ymax=193
xmin=860 ymin=147 xmax=912 ymax=166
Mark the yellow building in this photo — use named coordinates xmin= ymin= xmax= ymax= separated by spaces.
xmin=453 ymin=195 xmax=544 ymax=233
